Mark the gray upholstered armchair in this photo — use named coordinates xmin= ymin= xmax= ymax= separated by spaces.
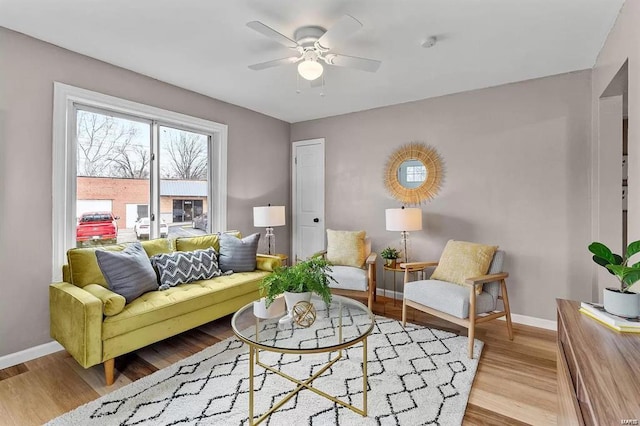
xmin=401 ymin=241 xmax=513 ymax=358
xmin=314 ymin=230 xmax=377 ymax=309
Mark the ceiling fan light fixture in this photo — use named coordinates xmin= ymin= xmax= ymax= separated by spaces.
xmin=298 ymin=60 xmax=324 ymax=81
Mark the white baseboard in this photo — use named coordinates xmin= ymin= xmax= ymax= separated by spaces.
xmin=378 ymin=289 xmax=557 ymax=331
xmin=0 ymin=341 xmax=64 ymax=370
xmin=376 ymin=288 xmax=403 ymax=300
xmin=499 ymin=313 xmax=557 ymax=331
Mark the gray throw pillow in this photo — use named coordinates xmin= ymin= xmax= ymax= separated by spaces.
xmin=95 ymin=242 xmax=158 ymax=304
xmin=150 ymin=248 xmax=222 ymax=290
xmin=218 ymin=233 xmax=260 ymax=272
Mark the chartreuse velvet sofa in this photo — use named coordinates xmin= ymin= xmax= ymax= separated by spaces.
xmin=50 ymin=234 xmax=280 ymax=385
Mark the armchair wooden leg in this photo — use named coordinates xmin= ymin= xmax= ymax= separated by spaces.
xmin=104 ymin=358 xmax=115 ymax=386
xmin=402 ymin=298 xmax=407 ymax=326
xmin=468 ymin=323 xmax=475 ymax=359
xmin=367 ymin=288 xmax=373 ymax=310
xmin=501 ymin=279 xmax=514 ymax=340
xmin=468 ymin=287 xmax=476 ymax=359
xmin=373 ymin=268 xmax=377 ymax=302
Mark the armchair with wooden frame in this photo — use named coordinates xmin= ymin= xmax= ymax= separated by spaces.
xmin=401 ymin=248 xmax=512 ymax=358
xmin=314 ymin=236 xmax=377 ymax=310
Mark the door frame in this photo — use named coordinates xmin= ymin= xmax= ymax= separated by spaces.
xmin=291 ymin=138 xmax=325 ymax=263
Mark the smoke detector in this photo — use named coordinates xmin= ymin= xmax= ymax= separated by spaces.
xmin=421 ymin=36 xmax=437 ymax=49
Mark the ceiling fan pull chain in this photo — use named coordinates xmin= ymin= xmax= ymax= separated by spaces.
xmin=296 ymin=72 xmax=301 ymax=94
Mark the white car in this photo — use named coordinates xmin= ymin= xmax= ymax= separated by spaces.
xmin=135 ymin=218 xmax=169 ymax=239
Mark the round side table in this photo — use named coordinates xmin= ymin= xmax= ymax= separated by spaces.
xmin=382 ymin=264 xmax=427 ymax=305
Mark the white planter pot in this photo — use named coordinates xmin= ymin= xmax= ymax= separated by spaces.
xmin=283 ymin=291 xmax=312 ymax=316
xmin=253 ymin=296 xmax=285 ymax=319
xmin=603 ymin=288 xmax=640 ymax=318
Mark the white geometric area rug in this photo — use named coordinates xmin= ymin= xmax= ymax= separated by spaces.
xmin=48 ymin=317 xmax=483 ymax=426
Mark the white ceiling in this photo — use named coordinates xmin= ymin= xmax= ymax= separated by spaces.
xmin=0 ymin=0 xmax=624 ymax=123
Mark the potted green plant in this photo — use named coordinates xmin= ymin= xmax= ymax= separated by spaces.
xmin=381 ymin=247 xmax=401 ymax=268
xmin=588 ymin=240 xmax=640 ymax=318
xmin=259 ymin=257 xmax=336 ymax=316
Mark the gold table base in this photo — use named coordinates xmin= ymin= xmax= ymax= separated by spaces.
xmin=247 ymin=339 xmax=368 ymax=425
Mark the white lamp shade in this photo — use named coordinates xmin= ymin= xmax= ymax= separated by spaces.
xmin=297 ymin=60 xmax=324 ymax=81
xmin=253 ymin=205 xmax=286 ymax=227
xmin=385 ymin=208 xmax=423 ymax=231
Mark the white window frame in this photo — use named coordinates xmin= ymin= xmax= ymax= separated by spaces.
xmin=52 ymin=82 xmax=227 ymax=281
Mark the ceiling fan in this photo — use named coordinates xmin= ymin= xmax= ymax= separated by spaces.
xmin=247 ymin=15 xmax=381 ymax=81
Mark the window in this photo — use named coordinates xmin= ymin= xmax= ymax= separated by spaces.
xmin=405 ymin=165 xmax=426 ymax=183
xmin=397 ymin=159 xmax=427 ymax=189
xmin=75 ymin=107 xmax=151 ymax=247
xmin=53 ymin=83 xmax=227 ymax=280
xmin=160 ymin=126 xmax=209 ymax=227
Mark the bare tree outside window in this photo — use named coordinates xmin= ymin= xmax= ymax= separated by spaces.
xmin=74 ymin=107 xmax=212 ymax=246
xmin=160 ymin=127 xmax=208 ymax=180
xmin=76 ymin=109 xmax=151 ymax=246
xmin=76 ymin=110 xmax=150 ymax=178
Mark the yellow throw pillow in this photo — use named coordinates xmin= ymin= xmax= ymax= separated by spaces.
xmin=67 ymin=244 xmax=125 ymax=288
xmin=175 ymin=231 xmax=241 ymax=253
xmin=326 ymin=230 xmax=366 ymax=268
xmin=67 ymin=240 xmax=173 ymax=288
xmin=140 ymin=237 xmax=175 ymax=257
xmin=176 ymin=234 xmax=220 ymax=252
xmin=430 ymin=240 xmax=498 ymax=295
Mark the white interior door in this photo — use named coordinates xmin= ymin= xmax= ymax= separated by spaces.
xmin=292 ymin=138 xmax=325 ymax=262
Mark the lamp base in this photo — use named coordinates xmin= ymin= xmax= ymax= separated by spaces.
xmin=264 ymin=227 xmax=275 ymax=256
xmin=401 ymin=231 xmax=411 ymax=264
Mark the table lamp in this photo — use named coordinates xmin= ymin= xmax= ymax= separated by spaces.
xmin=253 ymin=205 xmax=286 ymax=255
xmin=385 ymin=207 xmax=423 ymax=263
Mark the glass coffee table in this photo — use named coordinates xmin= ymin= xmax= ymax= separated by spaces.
xmin=232 ymin=295 xmax=375 ymax=426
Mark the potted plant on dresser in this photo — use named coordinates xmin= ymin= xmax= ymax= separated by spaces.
xmin=259 ymin=257 xmax=336 ymax=317
xmin=589 ymin=240 xmax=640 ymax=318
xmin=381 ymin=247 xmax=401 ymax=268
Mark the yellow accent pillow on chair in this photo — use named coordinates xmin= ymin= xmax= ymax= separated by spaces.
xmin=326 ymin=230 xmax=366 ymax=268
xmin=430 ymin=240 xmax=498 ymax=294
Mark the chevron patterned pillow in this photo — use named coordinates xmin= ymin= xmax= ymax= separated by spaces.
xmin=151 ymin=248 xmax=222 ymax=290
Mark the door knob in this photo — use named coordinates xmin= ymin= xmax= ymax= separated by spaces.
xmin=313 ymin=218 xmax=319 ymax=223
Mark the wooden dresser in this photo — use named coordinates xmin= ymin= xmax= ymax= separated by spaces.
xmin=557 ymin=299 xmax=640 ymax=425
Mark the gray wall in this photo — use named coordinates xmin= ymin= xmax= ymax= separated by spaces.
xmin=591 ymin=1 xmax=640 ymax=294
xmin=0 ymin=21 xmax=607 ymax=356
xmin=0 ymin=27 xmax=290 ymax=356
xmin=291 ymin=70 xmax=593 ymax=321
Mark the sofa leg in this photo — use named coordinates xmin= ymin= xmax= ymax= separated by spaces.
xmin=104 ymin=358 xmax=115 ymax=386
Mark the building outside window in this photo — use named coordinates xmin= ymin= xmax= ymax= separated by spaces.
xmin=53 ymin=83 xmax=227 ymax=280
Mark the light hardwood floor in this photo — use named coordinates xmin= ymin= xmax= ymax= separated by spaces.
xmin=0 ymin=296 xmax=557 ymax=425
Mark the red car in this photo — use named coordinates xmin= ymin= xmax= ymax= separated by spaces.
xmin=76 ymin=212 xmax=119 ymax=246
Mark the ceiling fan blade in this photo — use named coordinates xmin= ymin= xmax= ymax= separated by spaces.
xmin=248 ymin=56 xmax=301 ymax=70
xmin=247 ymin=21 xmax=298 ymax=49
xmin=325 ymin=54 xmax=381 ymax=72
xmin=317 ymin=14 xmax=363 ymax=50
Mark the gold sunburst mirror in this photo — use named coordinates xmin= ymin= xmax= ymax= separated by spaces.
xmin=384 ymin=142 xmax=444 ymax=205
